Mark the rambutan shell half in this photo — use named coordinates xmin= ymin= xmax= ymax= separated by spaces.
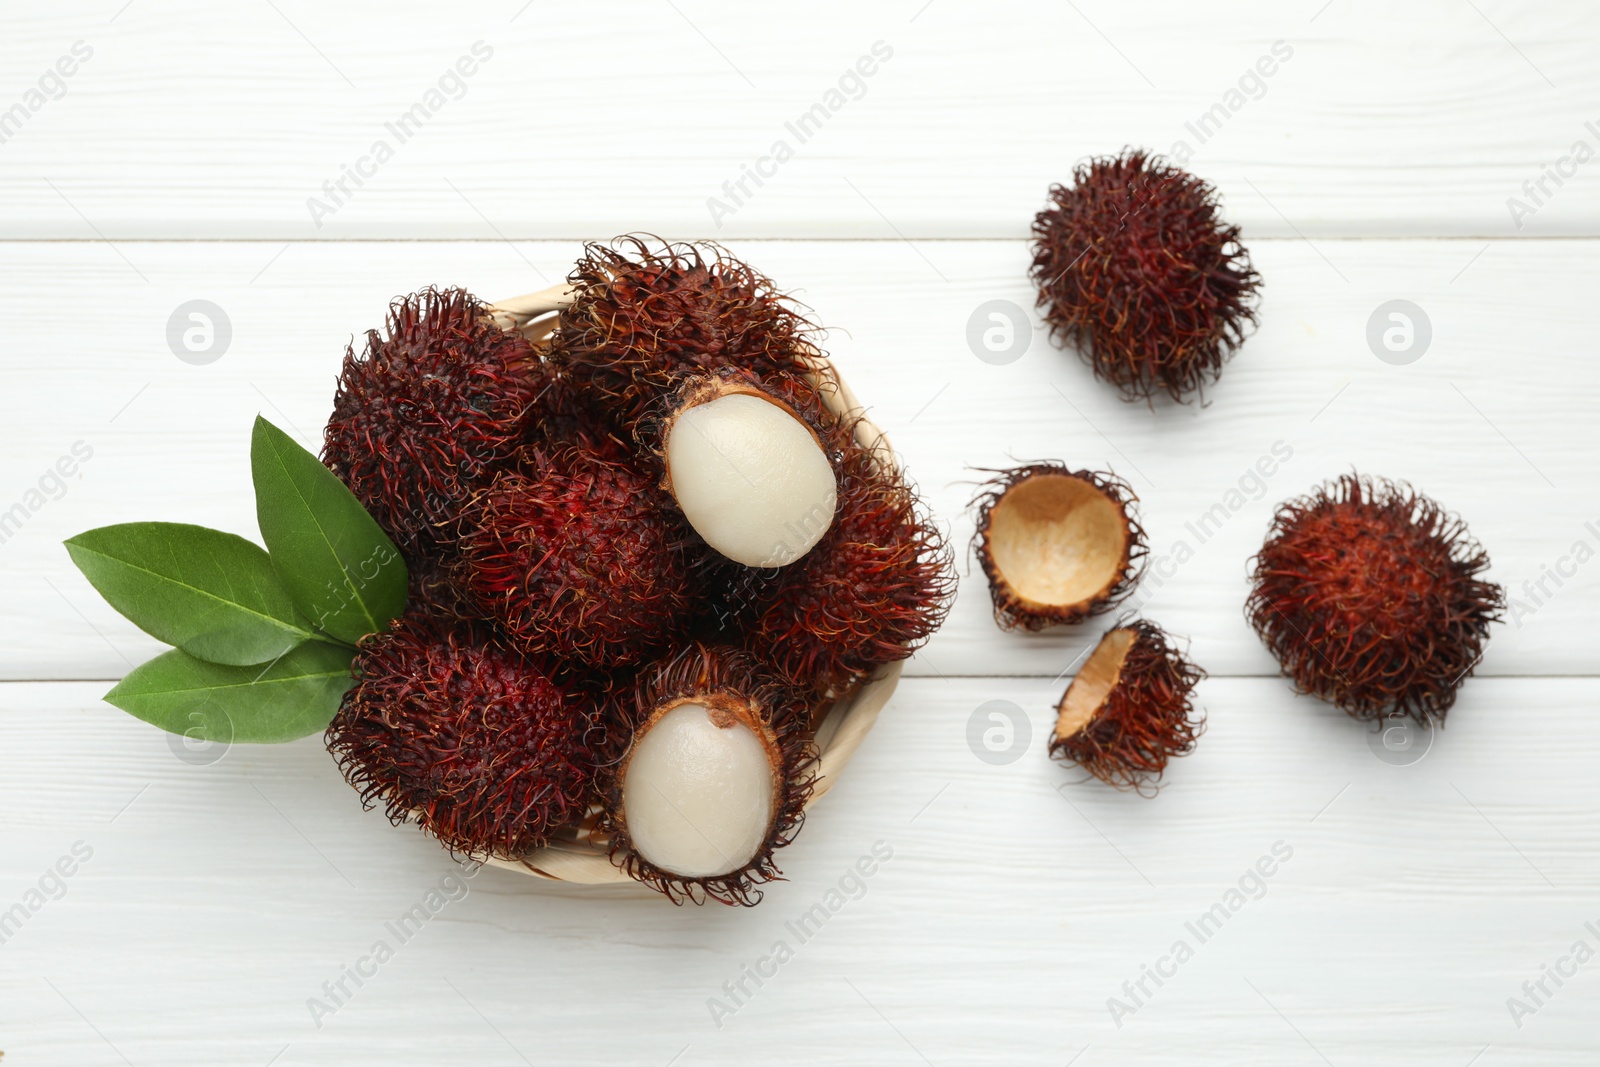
xmin=972 ymin=464 xmax=1146 ymax=630
xmin=1051 ymin=620 xmax=1206 ymax=794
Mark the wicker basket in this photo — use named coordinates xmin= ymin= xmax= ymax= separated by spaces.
xmin=478 ymin=286 xmax=907 ymax=888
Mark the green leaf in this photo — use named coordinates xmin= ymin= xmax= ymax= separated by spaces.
xmin=250 ymin=416 xmax=407 ymax=644
xmin=105 ymin=642 xmax=356 ymax=743
xmin=65 ymin=522 xmax=316 ymax=667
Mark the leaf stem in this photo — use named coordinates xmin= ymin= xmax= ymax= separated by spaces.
xmin=310 ymin=630 xmax=360 ymax=653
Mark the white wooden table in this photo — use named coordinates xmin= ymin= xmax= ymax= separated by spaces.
xmin=3 ymin=2 xmax=1597 ymax=1063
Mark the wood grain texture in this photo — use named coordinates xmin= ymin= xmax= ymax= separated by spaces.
xmin=1 ymin=238 xmax=1593 ymax=680
xmin=0 ymin=1 xmax=1596 ymax=238
xmin=3 ymin=2 xmax=1597 ymax=1062
xmin=1 ymin=676 xmax=1596 ymax=1065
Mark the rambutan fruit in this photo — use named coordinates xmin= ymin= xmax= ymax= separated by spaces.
xmin=325 ymin=613 xmax=597 ymax=859
xmin=738 ymin=430 xmax=955 ymax=697
xmin=971 ymin=464 xmax=1146 ymax=630
xmin=454 ymin=443 xmax=698 ymax=669
xmin=1031 ymin=149 xmax=1260 ymax=403
xmin=322 ymin=287 xmax=545 ymax=557
xmin=657 ymin=372 xmax=841 ymax=568
xmin=1051 ymin=619 xmax=1206 ymax=793
xmin=599 ymin=644 xmax=816 ymax=906
xmin=523 ymin=364 xmax=619 ymax=452
xmin=551 ymin=236 xmax=820 ymax=423
xmin=1246 ymin=473 xmax=1504 ymax=724
xmin=405 ymin=555 xmax=477 ymax=625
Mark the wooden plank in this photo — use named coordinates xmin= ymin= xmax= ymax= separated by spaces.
xmin=0 ymin=1 xmax=1595 ymax=238
xmin=1 ymin=676 xmax=1596 ymax=1063
xmin=0 ymin=238 xmax=1591 ymax=680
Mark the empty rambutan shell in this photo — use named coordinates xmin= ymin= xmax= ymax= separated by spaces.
xmin=322 ymin=287 xmax=546 ymax=558
xmin=455 ymin=443 xmax=698 ymax=669
xmin=1246 ymin=473 xmax=1504 ymax=724
xmin=600 ymin=644 xmax=816 ymax=906
xmin=971 ymin=464 xmax=1146 ymax=630
xmin=325 ymin=613 xmax=597 ymax=858
xmin=1031 ymin=149 xmax=1260 ymax=403
xmin=1051 ymin=619 xmax=1206 ymax=793
xmin=548 ymin=235 xmax=820 ymax=423
xmin=658 ymin=373 xmax=839 ymax=569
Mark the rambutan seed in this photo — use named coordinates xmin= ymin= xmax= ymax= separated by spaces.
xmin=1246 ymin=473 xmax=1505 ymax=724
xmin=660 ymin=374 xmax=838 ymax=568
xmin=1051 ymin=619 xmax=1206 ymax=794
xmin=1031 ymin=148 xmax=1260 ymax=403
xmin=455 ymin=444 xmax=697 ymax=669
xmin=601 ymin=644 xmax=816 ymax=906
xmin=321 ymin=287 xmax=547 ymax=558
xmin=971 ymin=464 xmax=1147 ymax=630
xmin=325 ymin=614 xmax=597 ymax=859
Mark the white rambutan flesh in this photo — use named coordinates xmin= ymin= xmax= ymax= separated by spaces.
xmin=664 ymin=391 xmax=837 ymax=568
xmin=620 ymin=701 xmax=779 ymax=879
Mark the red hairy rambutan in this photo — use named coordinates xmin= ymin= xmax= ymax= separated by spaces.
xmin=599 ymin=643 xmax=816 ymax=906
xmin=738 ymin=430 xmax=954 ymax=697
xmin=970 ymin=464 xmax=1146 ymax=630
xmin=1246 ymin=473 xmax=1504 ymax=724
xmin=322 ymin=287 xmax=546 ymax=557
xmin=1051 ymin=619 xmax=1206 ymax=794
xmin=454 ymin=443 xmax=698 ymax=669
xmin=551 ymin=236 xmax=821 ymax=423
xmin=325 ymin=613 xmax=597 ymax=858
xmin=405 ymin=555 xmax=477 ymax=625
xmin=523 ymin=363 xmax=620 ymax=452
xmin=1031 ymin=149 xmax=1260 ymax=403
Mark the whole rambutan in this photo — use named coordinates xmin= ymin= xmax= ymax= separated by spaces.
xmin=405 ymin=555 xmax=477 ymax=625
xmin=552 ymin=236 xmax=820 ymax=423
xmin=970 ymin=464 xmax=1146 ymax=630
xmin=1246 ymin=473 xmax=1504 ymax=724
xmin=455 ymin=443 xmax=698 ymax=669
xmin=738 ymin=430 xmax=955 ymax=697
xmin=322 ymin=287 xmax=546 ymax=557
xmin=1031 ymin=149 xmax=1260 ymax=403
xmin=599 ymin=643 xmax=816 ymax=906
xmin=523 ymin=362 xmax=621 ymax=452
xmin=1051 ymin=619 xmax=1206 ymax=794
xmin=325 ymin=613 xmax=597 ymax=859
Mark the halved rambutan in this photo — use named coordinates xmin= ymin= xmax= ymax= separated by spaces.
xmin=971 ymin=464 xmax=1146 ymax=630
xmin=1246 ymin=473 xmax=1504 ymax=724
xmin=322 ymin=287 xmax=545 ymax=557
xmin=738 ymin=429 xmax=955 ymax=697
xmin=1031 ymin=149 xmax=1260 ymax=403
xmin=599 ymin=644 xmax=816 ymax=906
xmin=1051 ymin=619 xmax=1206 ymax=793
xmin=454 ymin=443 xmax=698 ymax=669
xmin=325 ymin=613 xmax=597 ymax=858
xmin=551 ymin=236 xmax=820 ymax=423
